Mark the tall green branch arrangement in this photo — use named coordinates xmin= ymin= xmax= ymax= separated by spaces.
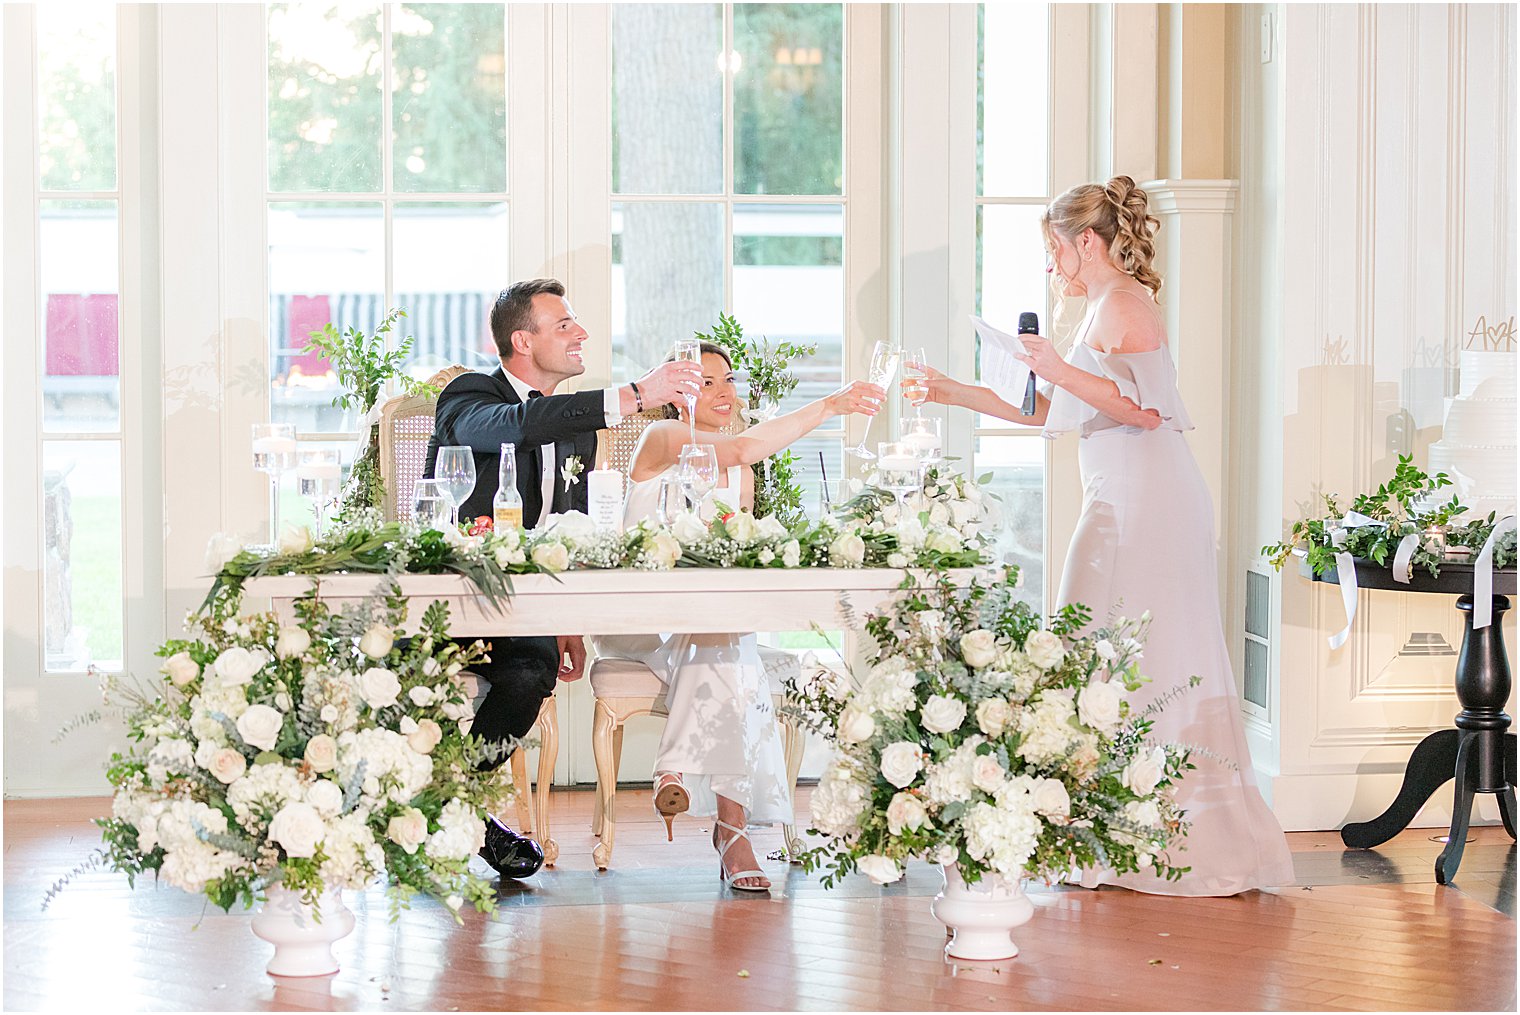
xmin=697 ymin=312 xmax=818 ymax=525
xmin=302 ymin=308 xmax=438 ymax=522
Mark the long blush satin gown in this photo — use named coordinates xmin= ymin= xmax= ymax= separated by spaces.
xmin=1043 ymin=327 xmax=1295 ymax=896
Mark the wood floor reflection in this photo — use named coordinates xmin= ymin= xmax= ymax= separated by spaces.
xmin=6 ymin=790 xmax=1515 ymax=1011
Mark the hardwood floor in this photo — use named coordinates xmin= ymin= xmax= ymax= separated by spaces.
xmin=5 ymin=789 xmax=1514 ymax=1011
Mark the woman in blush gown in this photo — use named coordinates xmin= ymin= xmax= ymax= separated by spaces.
xmin=596 ymin=342 xmax=883 ymax=891
xmin=916 ymin=176 xmax=1294 ymax=896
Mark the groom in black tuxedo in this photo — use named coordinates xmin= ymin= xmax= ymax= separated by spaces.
xmin=424 ymin=277 xmax=698 ymax=878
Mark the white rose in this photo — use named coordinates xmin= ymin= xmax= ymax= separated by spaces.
xmin=359 ymin=624 xmax=395 ymax=659
xmin=1031 ymin=778 xmax=1071 ymax=820
xmin=359 ymin=667 xmax=402 ymax=710
xmin=408 ymin=685 xmax=435 ymax=707
xmin=975 ymin=698 xmax=1014 ymax=738
xmin=670 ymin=511 xmax=709 ymax=544
xmin=1025 ymin=630 xmax=1066 ymax=670
xmin=725 ymin=511 xmax=758 ymax=542
xmin=857 ymin=854 xmax=903 ymax=885
xmin=277 ymin=523 xmax=313 ymax=555
xmin=971 ymin=754 xmax=1005 ymax=794
xmin=886 ymin=552 xmax=908 ymax=568
xmin=756 ymin=515 xmax=787 ymax=540
xmin=319 ymin=705 xmax=339 ymax=724
xmin=275 ymin=626 xmax=311 ymax=660
xmin=304 ymin=734 xmax=338 ymax=773
xmin=1121 ymin=748 xmax=1167 ymax=797
xmin=1077 ymin=680 xmax=1123 ymax=732
xmin=546 ymin=510 xmax=596 ymax=543
xmin=268 ymin=801 xmax=325 ymax=858
xmin=495 ymin=524 xmax=522 ymax=550
xmin=530 ymin=541 xmax=570 ymax=573
xmin=387 ymin=807 xmax=429 ymax=855
xmin=959 ymin=630 xmax=999 ymax=670
xmin=931 ymin=844 xmax=959 ymax=866
xmin=644 ymin=531 xmax=681 ymax=569
xmin=306 ymin=778 xmax=344 ymax=817
xmin=920 ymin=694 xmax=967 ymax=735
xmin=758 ymin=548 xmax=776 ymax=564
xmin=235 ymin=704 xmax=284 ymax=751
xmin=204 ymin=532 xmax=242 ymax=573
xmin=829 ymin=532 xmax=866 ymax=567
xmin=406 ymin=718 xmax=443 ymax=756
xmin=925 ymin=528 xmax=963 ymax=554
xmin=879 ymin=741 xmax=924 ymax=788
xmin=1094 ymin=639 xmax=1117 ymax=662
xmin=895 ymin=516 xmax=927 ymax=550
xmin=162 ymin=651 xmax=200 ymax=687
xmin=213 ymin=646 xmax=263 ymax=687
xmin=781 ymin=540 xmax=802 ymax=567
xmin=494 ymin=543 xmax=527 ymax=568
xmin=950 ymin=499 xmax=977 ymax=528
xmin=837 ymin=707 xmax=876 ymax=745
xmin=886 ymin=792 xmax=929 ymax=835
xmin=928 ymin=502 xmax=950 ymax=525
xmin=209 ymin=748 xmax=247 ymax=784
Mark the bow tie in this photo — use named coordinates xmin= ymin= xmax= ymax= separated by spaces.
xmin=528 ymin=389 xmax=544 ymax=399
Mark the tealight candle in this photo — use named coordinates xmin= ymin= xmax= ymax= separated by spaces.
xmin=296 ymin=461 xmax=342 ymax=480
xmin=901 ymin=431 xmax=939 ymax=457
xmin=253 ymin=435 xmax=298 ymax=455
xmin=588 ymin=467 xmax=625 ymax=532
xmin=878 ymin=454 xmax=920 ymax=472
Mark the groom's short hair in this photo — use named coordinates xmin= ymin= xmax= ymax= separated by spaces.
xmin=490 ymin=278 xmax=566 ymax=359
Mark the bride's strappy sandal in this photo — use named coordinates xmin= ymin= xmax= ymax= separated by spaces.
xmin=712 ymin=819 xmax=770 ymax=892
xmin=653 ymin=772 xmax=690 ymax=841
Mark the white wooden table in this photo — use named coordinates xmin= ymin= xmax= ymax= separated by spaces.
xmin=240 ymin=567 xmax=983 ymax=868
xmin=241 ymin=568 xmax=983 ymax=636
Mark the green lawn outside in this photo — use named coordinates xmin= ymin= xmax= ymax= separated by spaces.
xmin=62 ymin=494 xmax=124 ymax=666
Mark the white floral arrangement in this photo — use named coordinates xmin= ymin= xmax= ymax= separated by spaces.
xmin=93 ymin=590 xmax=513 ymax=919
xmin=787 ymin=568 xmax=1194 ymax=888
xmin=828 ymin=464 xmax=1003 ymax=569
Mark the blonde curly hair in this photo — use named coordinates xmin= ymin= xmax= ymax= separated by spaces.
xmin=1042 ymin=175 xmax=1163 ymax=298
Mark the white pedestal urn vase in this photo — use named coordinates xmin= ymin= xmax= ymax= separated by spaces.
xmin=251 ymin=884 xmax=356 ymax=977
xmin=931 ymin=864 xmax=1035 ymax=961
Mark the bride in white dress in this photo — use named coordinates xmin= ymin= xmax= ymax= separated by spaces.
xmin=917 ymin=176 xmax=1294 ymax=896
xmin=598 ymin=344 xmax=883 ymax=890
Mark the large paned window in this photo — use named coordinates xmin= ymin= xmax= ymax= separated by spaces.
xmin=265 ymin=3 xmax=509 ymax=456
xmin=973 ymin=3 xmax=1051 ymax=606
xmin=610 ymin=3 xmax=846 ymax=499
xmin=37 ymin=5 xmax=124 ymax=671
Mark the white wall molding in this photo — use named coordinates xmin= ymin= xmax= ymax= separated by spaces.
xmin=1140 ymin=179 xmax=1238 ymax=215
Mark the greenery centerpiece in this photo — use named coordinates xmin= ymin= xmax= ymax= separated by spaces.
xmin=698 ymin=312 xmax=819 ymax=525
xmin=786 ymin=567 xmax=1193 ymax=889
xmin=303 ymin=308 xmax=437 ymax=523
xmin=94 ymin=585 xmax=512 ymax=922
xmin=1262 ymin=455 xmax=1516 ymax=578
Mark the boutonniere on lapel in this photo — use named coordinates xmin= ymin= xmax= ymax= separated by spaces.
xmin=561 ymin=455 xmax=584 ymax=491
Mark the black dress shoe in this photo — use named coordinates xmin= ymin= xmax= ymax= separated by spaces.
xmin=479 ymin=817 xmax=544 ymax=879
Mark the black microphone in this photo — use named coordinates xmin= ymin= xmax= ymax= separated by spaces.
xmin=1018 ymin=311 xmax=1039 ymax=416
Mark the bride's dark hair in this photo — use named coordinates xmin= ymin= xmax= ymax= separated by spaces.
xmin=660 ymin=342 xmax=733 ymax=420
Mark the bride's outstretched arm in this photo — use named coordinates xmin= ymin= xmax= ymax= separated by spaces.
xmin=628 ymin=381 xmax=885 ymax=479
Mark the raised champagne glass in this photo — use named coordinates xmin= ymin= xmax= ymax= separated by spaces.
xmin=902 ymin=347 xmax=930 ymax=419
xmin=673 ymin=338 xmax=703 ymax=445
xmin=846 ymin=341 xmax=901 ymax=460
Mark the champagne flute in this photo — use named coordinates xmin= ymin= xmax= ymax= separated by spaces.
xmin=673 ymin=338 xmax=702 ymax=445
xmin=435 ymin=445 xmax=477 ymax=529
xmin=676 ymin=443 xmax=719 ymax=514
xmin=296 ymin=447 xmax=342 ymax=533
xmin=902 ymin=347 xmax=930 ymax=419
xmin=846 ymin=341 xmax=901 ymax=460
xmin=251 ymin=422 xmax=299 ymax=549
xmin=412 ymin=479 xmax=453 ymax=531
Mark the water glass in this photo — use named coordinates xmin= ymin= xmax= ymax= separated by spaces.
xmin=412 ymin=479 xmax=453 ymax=531
xmin=434 ymin=445 xmax=477 ymax=528
xmin=296 ymin=447 xmax=342 ymax=532
xmin=677 ymin=443 xmax=719 ymax=512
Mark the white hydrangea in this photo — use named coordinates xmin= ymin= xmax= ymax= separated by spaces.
xmin=226 ymin=761 xmax=305 ymax=832
xmin=335 ymin=728 xmax=434 ymax=807
xmin=319 ymin=810 xmax=384 ymax=889
xmin=146 ymin=737 xmax=195 ymax=787
xmin=962 ymin=795 xmax=1042 ymax=879
xmin=155 ymin=799 xmax=247 ymax=894
xmin=858 ymin=656 xmax=918 ymax=717
xmin=810 ymin=760 xmax=870 ymax=838
xmin=922 ymin=736 xmax=984 ymax=808
xmin=1016 ymin=688 xmax=1080 ymax=767
xmin=425 ymin=799 xmax=486 ymax=862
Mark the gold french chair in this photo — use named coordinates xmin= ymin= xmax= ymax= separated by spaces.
xmin=376 ymin=365 xmax=561 ymax=865
xmin=585 ymin=411 xmax=808 ymax=870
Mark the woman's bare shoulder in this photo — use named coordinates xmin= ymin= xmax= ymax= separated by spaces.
xmin=1089 ymin=289 xmax=1164 ymax=354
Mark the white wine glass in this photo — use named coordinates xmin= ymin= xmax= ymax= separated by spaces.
xmin=902 ymin=347 xmax=929 ymax=420
xmin=435 ymin=445 xmax=477 ymax=529
xmin=412 ymin=479 xmax=453 ymax=531
xmin=251 ymin=422 xmax=299 ymax=549
xmin=296 ymin=447 xmax=342 ymax=533
xmin=846 ymin=341 xmax=901 ymax=460
xmin=676 ymin=443 xmax=719 ymax=514
xmin=673 ymin=338 xmax=702 ymax=445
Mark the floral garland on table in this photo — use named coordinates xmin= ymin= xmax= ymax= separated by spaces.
xmin=785 ymin=567 xmax=1194 ymax=888
xmin=94 ymin=588 xmax=512 ymax=920
xmin=203 ymin=471 xmax=1003 ymax=612
xmin=1262 ymin=455 xmax=1516 ymax=578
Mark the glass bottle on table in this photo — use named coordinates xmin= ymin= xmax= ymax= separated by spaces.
xmin=493 ymin=443 xmax=524 ymax=530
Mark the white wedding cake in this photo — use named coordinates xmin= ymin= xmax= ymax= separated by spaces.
xmin=1428 ymin=349 xmax=1517 ymax=520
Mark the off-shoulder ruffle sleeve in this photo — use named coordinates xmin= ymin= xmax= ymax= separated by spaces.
xmin=1041 ymin=345 xmax=1194 ymax=438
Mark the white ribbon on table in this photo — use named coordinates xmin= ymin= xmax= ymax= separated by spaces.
xmin=1326 ymin=512 xmax=1387 ymax=651
xmin=1391 ymin=531 xmax=1421 ymax=584
xmin=1473 ymin=514 xmax=1517 ymax=630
